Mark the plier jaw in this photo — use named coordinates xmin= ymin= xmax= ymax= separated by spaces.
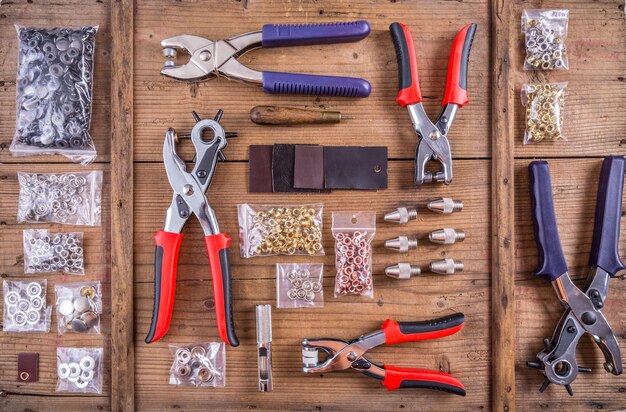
xmin=160 ymin=35 xmax=217 ymax=81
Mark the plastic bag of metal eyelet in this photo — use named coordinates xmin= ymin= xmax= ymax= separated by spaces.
xmin=332 ymin=211 xmax=376 ymax=298
xmin=169 ymin=342 xmax=226 ymax=387
xmin=56 ymin=347 xmax=103 ymax=393
xmin=11 ymin=25 xmax=98 ymax=164
xmin=521 ymin=10 xmax=569 ymax=71
xmin=55 ymin=282 xmax=102 ymax=335
xmin=276 ymin=263 xmax=324 ymax=309
xmin=3 ymin=279 xmax=52 ymax=333
xmin=23 ymin=229 xmax=84 ymax=275
xmin=521 ymin=82 xmax=567 ymax=144
xmin=17 ymin=171 xmax=103 ymax=226
xmin=237 ymin=204 xmax=324 ymax=258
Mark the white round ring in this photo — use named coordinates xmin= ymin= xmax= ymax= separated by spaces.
xmin=75 ymin=379 xmax=89 ymax=389
xmin=26 ymin=309 xmax=40 ymax=325
xmin=26 ymin=282 xmax=42 ymax=297
xmin=12 ymin=311 xmax=27 ymax=327
xmin=79 ymin=356 xmax=95 ymax=371
xmin=58 ymin=363 xmax=71 ymax=379
xmin=4 ymin=291 xmax=20 ymax=306
xmin=17 ymin=299 xmax=31 ymax=312
xmin=68 ymin=362 xmax=81 ymax=378
xmin=80 ymin=369 xmax=94 ymax=382
xmin=30 ymin=296 xmax=44 ymax=310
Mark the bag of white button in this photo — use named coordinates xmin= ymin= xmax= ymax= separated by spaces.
xmin=55 ymin=282 xmax=102 ymax=334
xmin=3 ymin=280 xmax=51 ymax=332
xmin=57 ymin=347 xmax=103 ymax=393
xmin=276 ymin=263 xmax=324 ymax=309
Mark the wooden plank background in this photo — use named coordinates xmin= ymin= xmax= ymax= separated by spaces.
xmin=0 ymin=0 xmax=624 ymax=411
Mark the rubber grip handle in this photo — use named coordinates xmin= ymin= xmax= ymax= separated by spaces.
xmin=442 ymin=23 xmax=477 ymax=107
xmin=205 ymin=233 xmax=239 ymax=347
xmin=262 ymin=71 xmax=371 ymax=97
xmin=529 ymin=161 xmax=568 ymax=282
xmin=146 ymin=230 xmax=183 ymax=344
xmin=389 ymin=22 xmax=422 ymax=106
xmin=382 ymin=365 xmax=466 ymax=395
xmin=589 ymin=156 xmax=626 ymax=276
xmin=261 ymin=20 xmax=370 ymax=48
xmin=382 ymin=313 xmax=464 ymax=345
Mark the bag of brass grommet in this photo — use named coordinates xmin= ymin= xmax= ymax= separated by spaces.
xmin=169 ymin=342 xmax=225 ymax=387
xmin=521 ymin=83 xmax=567 ymax=144
xmin=11 ymin=25 xmax=99 ymax=164
xmin=332 ymin=211 xmax=376 ymax=298
xmin=237 ymin=203 xmax=324 ymax=258
xmin=521 ymin=9 xmax=569 ymax=71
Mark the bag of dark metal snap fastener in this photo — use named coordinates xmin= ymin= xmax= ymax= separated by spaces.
xmin=276 ymin=263 xmax=324 ymax=309
xmin=17 ymin=171 xmax=102 ymax=226
xmin=169 ymin=342 xmax=225 ymax=387
xmin=23 ymin=229 xmax=84 ymax=275
xmin=55 ymin=282 xmax=102 ymax=335
xmin=56 ymin=347 xmax=103 ymax=393
xmin=3 ymin=279 xmax=52 ymax=333
xmin=11 ymin=25 xmax=98 ymax=164
xmin=521 ymin=10 xmax=569 ymax=71
xmin=332 ymin=211 xmax=376 ymax=299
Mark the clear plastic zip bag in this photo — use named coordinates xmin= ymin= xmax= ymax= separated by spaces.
xmin=56 ymin=347 xmax=103 ymax=393
xmin=276 ymin=263 xmax=324 ymax=308
xmin=55 ymin=282 xmax=102 ymax=335
xmin=169 ymin=342 xmax=226 ymax=387
xmin=522 ymin=83 xmax=567 ymax=143
xmin=11 ymin=25 xmax=98 ymax=164
xmin=23 ymin=229 xmax=84 ymax=275
xmin=521 ymin=10 xmax=569 ymax=71
xmin=332 ymin=211 xmax=376 ymax=298
xmin=3 ymin=279 xmax=52 ymax=333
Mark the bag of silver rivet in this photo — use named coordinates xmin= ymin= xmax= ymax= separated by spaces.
xmin=3 ymin=279 xmax=51 ymax=332
xmin=17 ymin=171 xmax=102 ymax=226
xmin=276 ymin=263 xmax=324 ymax=309
xmin=521 ymin=10 xmax=569 ymax=71
xmin=56 ymin=347 xmax=103 ymax=393
xmin=332 ymin=212 xmax=376 ymax=298
xmin=23 ymin=229 xmax=84 ymax=275
xmin=11 ymin=25 xmax=98 ymax=164
xmin=55 ymin=282 xmax=102 ymax=335
xmin=169 ymin=342 xmax=225 ymax=387
xmin=238 ymin=203 xmax=325 ymax=258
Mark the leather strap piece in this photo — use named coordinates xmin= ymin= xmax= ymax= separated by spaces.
xmin=294 ymin=145 xmax=324 ymax=189
xmin=324 ymin=146 xmax=388 ymax=190
xmin=248 ymin=145 xmax=274 ymax=193
xmin=17 ymin=352 xmax=38 ymax=382
xmin=272 ymin=144 xmax=319 ymax=193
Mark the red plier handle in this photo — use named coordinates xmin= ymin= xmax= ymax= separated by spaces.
xmin=145 ymin=231 xmax=239 ymax=347
xmin=380 ymin=313 xmax=466 ymax=395
xmin=390 ymin=22 xmax=477 ymax=107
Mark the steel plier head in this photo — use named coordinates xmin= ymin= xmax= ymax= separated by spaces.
xmin=302 ymin=314 xmax=467 ymax=396
xmin=159 ymin=21 xmax=372 ymax=97
xmin=527 ymin=156 xmax=626 ymax=395
xmin=145 ymin=110 xmax=239 ymax=347
xmin=389 ymin=22 xmax=477 ymax=185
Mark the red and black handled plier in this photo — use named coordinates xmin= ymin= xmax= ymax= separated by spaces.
xmin=390 ymin=22 xmax=476 ymax=185
xmin=145 ymin=110 xmax=239 ymax=347
xmin=301 ymin=313 xmax=466 ymax=395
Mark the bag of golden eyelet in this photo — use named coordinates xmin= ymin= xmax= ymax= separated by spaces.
xmin=237 ymin=204 xmax=324 ymax=258
xmin=521 ymin=82 xmax=567 ymax=144
xmin=521 ymin=9 xmax=569 ymax=71
xmin=331 ymin=211 xmax=376 ymax=299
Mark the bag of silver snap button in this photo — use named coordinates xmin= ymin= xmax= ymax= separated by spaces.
xmin=3 ymin=279 xmax=51 ymax=332
xmin=56 ymin=347 xmax=103 ymax=393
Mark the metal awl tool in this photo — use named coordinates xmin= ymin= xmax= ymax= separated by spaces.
xmin=526 ymin=157 xmax=625 ymax=395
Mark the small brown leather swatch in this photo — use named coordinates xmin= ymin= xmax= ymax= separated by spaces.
xmin=249 ymin=145 xmax=274 ymax=193
xmin=294 ymin=145 xmax=324 ymax=189
xmin=18 ymin=352 xmax=38 ymax=382
xmin=324 ymin=146 xmax=388 ymax=190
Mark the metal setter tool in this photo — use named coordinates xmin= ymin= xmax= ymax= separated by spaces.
xmin=145 ymin=110 xmax=239 ymax=347
xmin=256 ymin=304 xmax=273 ymax=392
xmin=526 ymin=157 xmax=625 ymax=395
xmin=390 ymin=22 xmax=476 ymax=184
xmin=160 ymin=21 xmax=372 ymax=97
xmin=302 ymin=314 xmax=466 ymax=395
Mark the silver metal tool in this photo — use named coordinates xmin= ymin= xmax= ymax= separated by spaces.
xmin=384 ymin=207 xmax=417 ymax=224
xmin=429 ymin=228 xmax=466 ymax=245
xmin=384 ymin=236 xmax=418 ymax=253
xmin=385 ymin=263 xmax=420 ymax=279
xmin=256 ymin=304 xmax=273 ymax=392
xmin=427 ymin=198 xmax=464 ymax=214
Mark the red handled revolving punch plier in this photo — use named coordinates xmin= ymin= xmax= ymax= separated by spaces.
xmin=145 ymin=110 xmax=239 ymax=347
xmin=390 ymin=22 xmax=476 ymax=185
xmin=302 ymin=313 xmax=466 ymax=395
xmin=527 ymin=156 xmax=625 ymax=395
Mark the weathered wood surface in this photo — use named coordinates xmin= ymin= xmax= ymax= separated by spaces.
xmin=110 ymin=0 xmax=135 ymax=410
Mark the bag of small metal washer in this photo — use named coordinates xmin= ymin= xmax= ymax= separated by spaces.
xmin=55 ymin=282 xmax=102 ymax=335
xmin=276 ymin=263 xmax=324 ymax=309
xmin=3 ymin=279 xmax=52 ymax=333
xmin=11 ymin=25 xmax=98 ymax=164
xmin=169 ymin=342 xmax=226 ymax=387
xmin=17 ymin=171 xmax=102 ymax=226
xmin=23 ymin=229 xmax=84 ymax=275
xmin=56 ymin=347 xmax=103 ymax=393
